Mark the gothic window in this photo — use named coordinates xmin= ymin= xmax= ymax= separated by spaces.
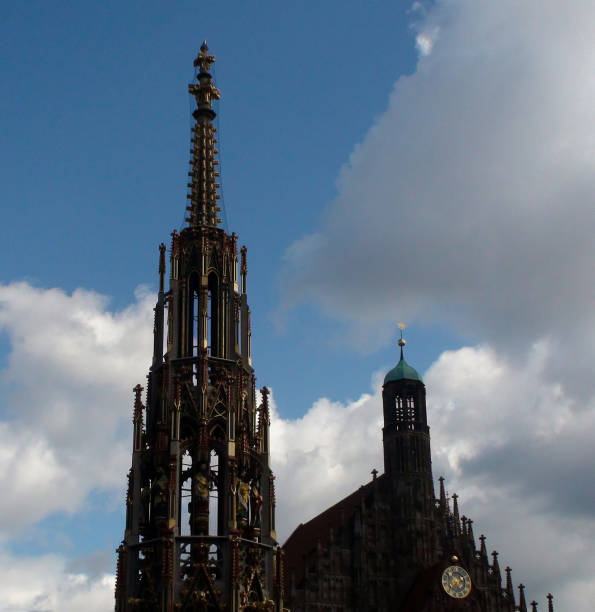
xmin=228 ymin=411 xmax=235 ymax=440
xmin=406 ymin=397 xmax=416 ymax=424
xmin=239 ymin=302 xmax=243 ymax=355
xmin=209 ymin=449 xmax=219 ymax=536
xmin=395 ymin=396 xmax=405 ymax=421
xmin=193 ymin=289 xmax=199 ymax=356
xmin=396 ymin=395 xmax=416 ymax=429
xmin=207 ymin=272 xmax=219 ymax=356
xmin=210 ymin=423 xmax=225 ymax=443
xmin=180 ymin=450 xmax=192 ymax=537
xmin=188 ymin=272 xmax=200 ymax=384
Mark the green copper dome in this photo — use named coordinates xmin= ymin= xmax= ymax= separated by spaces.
xmin=384 ymin=355 xmax=423 ymax=384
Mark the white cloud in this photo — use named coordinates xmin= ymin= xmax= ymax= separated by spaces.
xmin=280 ymin=0 xmax=595 ymax=395
xmin=415 ymin=27 xmax=439 ymax=56
xmin=0 ymin=546 xmax=114 ymax=612
xmin=0 ymin=282 xmax=591 ymax=609
xmin=270 ymin=383 xmax=383 ymax=537
xmin=0 ymin=282 xmax=154 ymax=531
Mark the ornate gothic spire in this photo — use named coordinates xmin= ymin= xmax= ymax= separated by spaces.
xmin=518 ymin=583 xmax=528 ymax=612
xmin=467 ymin=518 xmax=475 ymax=549
xmin=479 ymin=533 xmax=487 ymax=559
xmin=491 ymin=550 xmax=501 ymax=583
xmin=439 ymin=476 xmax=447 ymax=509
xmin=505 ymin=566 xmax=516 ymax=605
xmin=187 ymin=41 xmax=222 ymax=228
xmin=452 ymin=493 xmax=460 ymax=535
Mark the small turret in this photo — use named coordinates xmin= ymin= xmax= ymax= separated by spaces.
xmin=518 ymin=584 xmax=528 ymax=612
xmin=467 ymin=518 xmax=475 ymax=550
xmin=438 ymin=476 xmax=447 ymax=510
xmin=479 ymin=534 xmax=487 ymax=559
xmin=152 ymin=243 xmax=166 ymax=368
xmin=505 ymin=566 xmax=515 ymax=606
xmin=491 ymin=550 xmax=501 ymax=584
xmin=452 ymin=493 xmax=460 ymax=536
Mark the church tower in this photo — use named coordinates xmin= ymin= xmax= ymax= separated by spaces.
xmin=115 ymin=44 xmax=283 ymax=612
xmin=382 ymin=324 xmax=437 ymax=566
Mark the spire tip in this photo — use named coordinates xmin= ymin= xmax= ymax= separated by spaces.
xmin=397 ymin=322 xmax=406 ymax=358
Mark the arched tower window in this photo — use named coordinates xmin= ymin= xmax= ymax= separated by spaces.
xmin=395 ymin=395 xmax=416 ymax=430
xmin=209 ymin=448 xmax=219 ymax=536
xmin=207 ymin=273 xmax=219 ymax=356
xmin=395 ymin=396 xmax=404 ymax=420
xmin=406 ymin=397 xmax=416 ymax=423
xmin=180 ymin=450 xmax=192 ymax=537
xmin=188 ymin=273 xmax=200 ymax=385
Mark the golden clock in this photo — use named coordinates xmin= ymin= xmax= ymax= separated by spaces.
xmin=441 ymin=565 xmax=472 ymax=599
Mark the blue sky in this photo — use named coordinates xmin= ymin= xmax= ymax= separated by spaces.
xmin=1 ymin=1 xmax=463 ymax=418
xmin=0 ymin=1 xmax=594 ymax=610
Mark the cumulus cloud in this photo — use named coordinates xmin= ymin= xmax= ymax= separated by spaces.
xmin=270 ymin=378 xmax=383 ymax=538
xmin=280 ymin=0 xmax=595 ymax=393
xmin=415 ymin=26 xmax=439 ymax=57
xmin=426 ymin=343 xmax=595 ymax=608
xmin=0 ymin=282 xmax=591 ymax=609
xmin=0 ymin=546 xmax=114 ymax=612
xmin=0 ymin=282 xmax=154 ymax=530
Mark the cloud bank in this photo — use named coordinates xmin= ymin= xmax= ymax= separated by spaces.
xmin=0 ymin=282 xmax=154 ymax=530
xmin=0 ymin=549 xmax=114 ymax=612
xmin=281 ymin=0 xmax=595 ymax=386
xmin=0 ymin=282 xmax=154 ymax=610
xmin=0 ymin=277 xmax=592 ymax=612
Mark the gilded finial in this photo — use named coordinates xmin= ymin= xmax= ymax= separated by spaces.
xmin=397 ymin=322 xmax=406 ymax=359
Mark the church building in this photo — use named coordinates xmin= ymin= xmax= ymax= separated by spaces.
xmin=115 ymin=46 xmax=554 ymax=612
xmin=283 ymin=329 xmax=554 ymax=611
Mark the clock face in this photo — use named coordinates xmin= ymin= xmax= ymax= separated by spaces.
xmin=441 ymin=565 xmax=472 ymax=599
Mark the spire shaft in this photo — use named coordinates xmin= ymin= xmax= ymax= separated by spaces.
xmin=505 ymin=567 xmax=515 ymax=605
xmin=187 ymin=42 xmax=222 ymax=228
xmin=439 ymin=476 xmax=446 ymax=508
xmin=519 ymin=584 xmax=528 ymax=612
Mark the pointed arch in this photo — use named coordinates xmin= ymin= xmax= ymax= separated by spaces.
xmin=207 ymin=272 xmax=219 ymax=356
xmin=188 ymin=271 xmax=201 ymax=387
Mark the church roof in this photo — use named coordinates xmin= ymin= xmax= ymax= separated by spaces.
xmin=282 ymin=475 xmax=385 ymax=591
xmin=384 ymin=354 xmax=423 ymax=384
